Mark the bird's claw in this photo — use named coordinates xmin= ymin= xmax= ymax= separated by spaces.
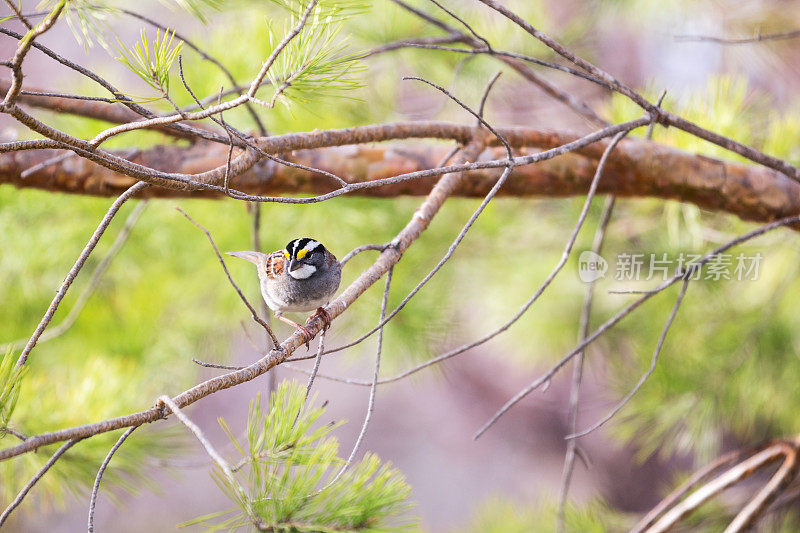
xmin=312 ymin=307 xmax=333 ymax=331
xmin=292 ymin=324 xmax=313 ymax=350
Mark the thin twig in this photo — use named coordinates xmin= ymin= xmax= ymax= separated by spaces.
xmin=318 ymin=267 xmax=393 ymax=493
xmin=157 ymin=395 xmax=251 ymax=520
xmin=2 ymin=200 xmax=147 ymax=353
xmin=339 ymin=244 xmax=388 ymax=267
xmin=302 ymin=330 xmax=326 ymax=402
xmin=426 ymin=0 xmax=492 ymax=50
xmin=474 ymin=213 xmax=800 ymax=440
xmin=404 ymin=76 xmax=513 ymax=159
xmin=20 ymin=151 xmax=74 ymax=179
xmin=555 ymin=194 xmax=615 ymax=533
xmin=675 ymin=29 xmax=800 ymax=44
xmin=175 ymin=208 xmax=280 ymax=348
xmin=473 ymin=127 xmax=637 ymax=439
xmin=87 ymin=426 xmax=138 ymax=533
xmin=16 ymin=181 xmax=148 ymax=367
xmin=193 ymin=358 xmax=242 ymax=371
xmin=567 ymin=278 xmax=689 ymax=439
xmin=1 ymin=427 xmax=27 ymax=441
xmin=477 ymin=71 xmax=502 ymax=122
xmin=0 ymin=438 xmax=82 ymax=526
xmin=3 ymin=0 xmax=33 ymax=29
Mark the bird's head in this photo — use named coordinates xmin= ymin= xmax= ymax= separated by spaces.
xmin=284 ymin=238 xmax=327 ymax=279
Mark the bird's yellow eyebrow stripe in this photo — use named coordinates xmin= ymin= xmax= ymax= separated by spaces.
xmin=283 ymin=250 xmax=291 ymax=259
xmin=297 ymin=248 xmax=308 ymax=259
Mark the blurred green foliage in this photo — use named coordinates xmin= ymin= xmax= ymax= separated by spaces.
xmin=465 ymin=497 xmax=629 ymax=532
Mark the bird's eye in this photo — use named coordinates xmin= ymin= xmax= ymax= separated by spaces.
xmin=297 ymin=248 xmax=308 ymax=260
xmin=283 ymin=250 xmax=290 ymax=259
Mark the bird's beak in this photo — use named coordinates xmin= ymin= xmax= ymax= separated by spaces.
xmin=226 ymin=251 xmax=264 ymax=265
xmin=289 ymin=258 xmax=302 ymax=272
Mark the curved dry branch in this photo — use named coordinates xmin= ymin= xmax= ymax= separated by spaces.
xmin=641 ymin=439 xmax=800 ymax=533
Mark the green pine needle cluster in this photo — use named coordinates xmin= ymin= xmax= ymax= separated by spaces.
xmin=261 ymin=1 xmax=367 ymax=108
xmin=185 ymin=382 xmax=415 ymax=531
xmin=0 ymin=350 xmax=24 ymax=439
xmin=115 ymin=29 xmax=183 ymax=95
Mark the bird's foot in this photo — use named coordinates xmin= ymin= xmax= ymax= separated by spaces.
xmin=278 ymin=315 xmax=313 ymax=350
xmin=311 ymin=307 xmax=333 ymax=331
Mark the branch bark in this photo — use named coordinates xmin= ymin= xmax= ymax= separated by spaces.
xmin=2 ymin=124 xmax=798 ymax=226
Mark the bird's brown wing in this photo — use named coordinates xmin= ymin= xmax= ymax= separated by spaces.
xmin=264 ymin=250 xmax=286 ymax=279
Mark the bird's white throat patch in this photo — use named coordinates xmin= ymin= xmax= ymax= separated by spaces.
xmin=289 ymin=264 xmax=317 ymax=279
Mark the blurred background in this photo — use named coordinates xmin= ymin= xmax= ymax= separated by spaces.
xmin=2 ymin=0 xmax=800 ymax=530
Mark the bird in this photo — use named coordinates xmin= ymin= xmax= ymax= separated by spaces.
xmin=227 ymin=238 xmax=341 ymax=346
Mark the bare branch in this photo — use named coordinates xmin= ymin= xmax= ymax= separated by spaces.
xmin=317 ymin=267 xmax=393 ymax=493
xmin=16 ymin=182 xmax=148 ymax=367
xmin=675 ymin=29 xmax=800 ymax=44
xmin=87 ymin=427 xmax=138 ymax=533
xmin=474 ymin=214 xmax=800 ymax=440
xmin=477 ymin=71 xmax=502 ymax=121
xmin=339 ymin=244 xmax=389 ymax=267
xmin=566 ymin=278 xmax=689 ymax=439
xmin=176 ymin=208 xmax=280 ymax=348
xmin=0 ymin=438 xmax=82 ymax=526
xmin=556 ymin=194 xmax=615 ymax=533
xmin=2 ymin=200 xmax=147 ymax=353
xmin=426 ymin=0 xmax=491 ymax=50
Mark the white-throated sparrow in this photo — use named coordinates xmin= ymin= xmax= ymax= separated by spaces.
xmin=228 ymin=238 xmax=341 ymax=344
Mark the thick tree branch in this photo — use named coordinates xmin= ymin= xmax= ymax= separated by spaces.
xmin=1 ymin=124 xmax=798 ymax=226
